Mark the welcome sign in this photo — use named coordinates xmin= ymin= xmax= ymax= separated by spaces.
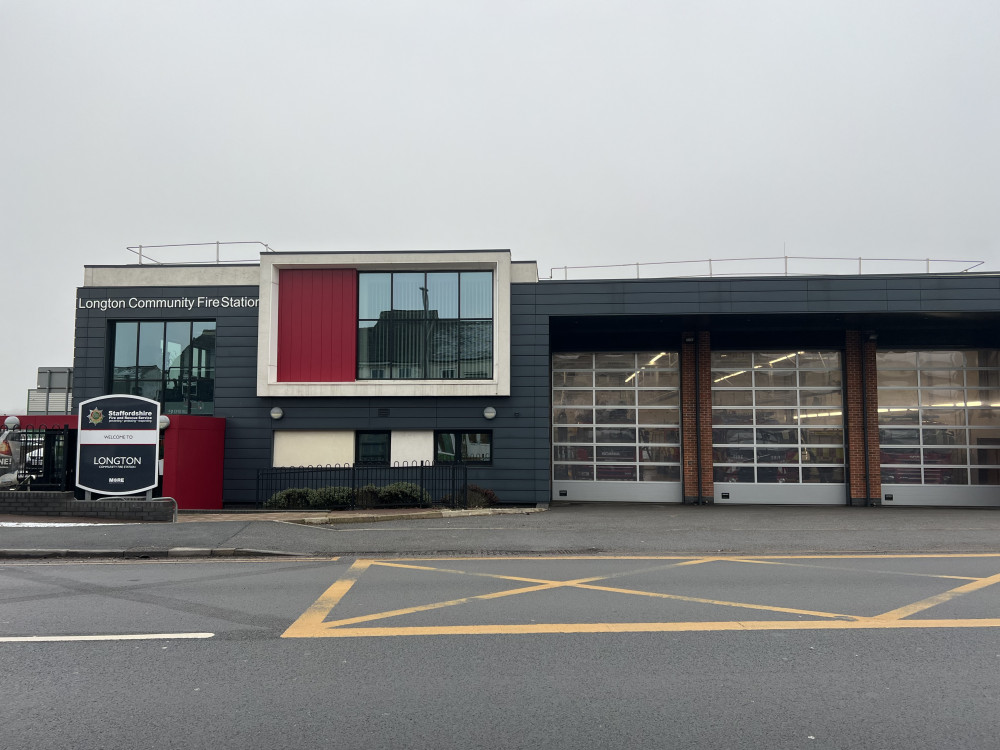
xmin=76 ymin=395 xmax=160 ymax=495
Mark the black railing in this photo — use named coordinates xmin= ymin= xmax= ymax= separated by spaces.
xmin=256 ymin=463 xmax=469 ymax=509
xmin=0 ymin=426 xmax=77 ymax=491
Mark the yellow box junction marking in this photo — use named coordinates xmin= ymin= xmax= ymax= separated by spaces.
xmin=282 ymin=554 xmax=1000 ymax=638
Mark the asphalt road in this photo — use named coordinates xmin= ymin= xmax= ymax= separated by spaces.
xmin=3 ymin=554 xmax=1000 ymax=749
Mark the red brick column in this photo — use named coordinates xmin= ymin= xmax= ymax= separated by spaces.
xmin=681 ymin=331 xmax=714 ymax=503
xmin=844 ymin=331 xmax=881 ymax=505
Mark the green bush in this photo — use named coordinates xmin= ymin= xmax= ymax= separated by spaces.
xmin=264 ymin=487 xmax=312 ymax=509
xmin=308 ymin=486 xmax=354 ymax=509
xmin=378 ymin=481 xmax=432 ymax=507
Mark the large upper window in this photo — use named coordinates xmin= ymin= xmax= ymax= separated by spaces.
xmin=357 ymin=271 xmax=493 ymax=380
xmin=110 ymin=321 xmax=216 ymax=415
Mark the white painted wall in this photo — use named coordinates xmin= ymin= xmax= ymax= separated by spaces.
xmin=272 ymin=430 xmax=354 ymax=466
xmin=390 ymin=431 xmax=435 ymax=465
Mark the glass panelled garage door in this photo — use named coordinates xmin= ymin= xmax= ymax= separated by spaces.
xmin=878 ymin=350 xmax=1000 ymax=506
xmin=552 ymin=352 xmax=682 ymax=502
xmin=712 ymin=351 xmax=846 ymax=504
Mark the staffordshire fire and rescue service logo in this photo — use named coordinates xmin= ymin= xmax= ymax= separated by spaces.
xmin=87 ymin=408 xmax=104 ymax=426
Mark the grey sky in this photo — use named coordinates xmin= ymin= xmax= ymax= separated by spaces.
xmin=2 ymin=1 xmax=998 ymax=411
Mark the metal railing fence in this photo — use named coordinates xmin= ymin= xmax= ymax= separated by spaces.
xmin=256 ymin=463 xmax=470 ymax=509
xmin=0 ymin=426 xmax=77 ymax=491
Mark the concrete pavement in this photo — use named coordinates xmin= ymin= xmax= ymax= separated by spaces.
xmin=1 ymin=503 xmax=1000 ymax=558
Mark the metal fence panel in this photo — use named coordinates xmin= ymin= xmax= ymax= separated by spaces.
xmin=256 ymin=463 xmax=470 ymax=509
xmin=0 ymin=427 xmax=76 ymax=491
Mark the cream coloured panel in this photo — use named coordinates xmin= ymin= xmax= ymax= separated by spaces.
xmin=272 ymin=430 xmax=354 ymax=467
xmin=390 ymin=431 xmax=435 ymax=465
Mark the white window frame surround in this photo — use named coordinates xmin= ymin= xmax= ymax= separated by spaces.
xmin=256 ymin=251 xmax=512 ymax=397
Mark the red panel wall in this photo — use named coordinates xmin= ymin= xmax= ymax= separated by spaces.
xmin=161 ymin=415 xmax=226 ymax=510
xmin=277 ymin=268 xmax=358 ymax=382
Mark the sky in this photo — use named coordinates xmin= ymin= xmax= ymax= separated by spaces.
xmin=2 ymin=0 xmax=998 ymax=412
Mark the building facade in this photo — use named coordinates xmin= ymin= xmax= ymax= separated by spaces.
xmin=73 ymin=250 xmax=1000 ymax=508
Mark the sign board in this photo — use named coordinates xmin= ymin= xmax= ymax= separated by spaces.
xmin=76 ymin=395 xmax=160 ymax=495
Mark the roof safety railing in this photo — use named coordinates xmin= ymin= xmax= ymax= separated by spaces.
xmin=543 ymin=255 xmax=985 ymax=280
xmin=126 ymin=241 xmax=275 ymax=265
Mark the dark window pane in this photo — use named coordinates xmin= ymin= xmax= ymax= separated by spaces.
xmin=757 ymin=466 xmax=800 ymax=483
xmin=554 ymin=464 xmax=594 ymax=480
xmin=138 ymin=321 xmax=164 ymax=370
xmin=427 ymin=320 xmax=459 ymax=378
xmin=460 ymin=271 xmax=493 ymax=318
xmin=113 ymin=322 xmax=138 ymax=368
xmin=459 ymin=320 xmax=492 ymax=378
xmin=640 ymin=465 xmax=680 ymax=482
xmin=713 ymin=428 xmax=755 ymax=445
xmin=358 ymin=273 xmax=391 ymax=319
xmin=639 ymin=446 xmax=679 ymax=462
xmin=596 ymin=445 xmax=636 ymax=462
xmin=714 ymin=466 xmax=755 ymax=483
xmin=392 ymin=318 xmax=424 ymax=379
xmin=426 ymin=273 xmax=459 ymax=319
xmin=554 ymin=445 xmax=593 ymax=461
xmin=435 ymin=433 xmax=457 ymax=463
xmin=358 ymin=321 xmax=391 ymax=378
xmin=802 ymin=466 xmax=845 ymax=483
xmin=357 ymin=433 xmax=390 ymax=465
xmin=595 ymin=465 xmax=637 ymax=481
xmin=882 ymin=467 xmax=922 ymax=484
xmin=392 ymin=273 xmax=426 ymax=311
xmin=460 ymin=433 xmax=492 ymax=463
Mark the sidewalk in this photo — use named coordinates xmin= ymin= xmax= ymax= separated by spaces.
xmin=1 ymin=503 xmax=1000 ymax=559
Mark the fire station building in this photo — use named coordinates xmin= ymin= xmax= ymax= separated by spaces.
xmin=72 ymin=250 xmax=1000 ymax=509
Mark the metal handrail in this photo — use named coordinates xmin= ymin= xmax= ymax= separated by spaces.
xmin=544 ymin=255 xmax=986 ymax=280
xmin=126 ymin=241 xmax=275 ymax=265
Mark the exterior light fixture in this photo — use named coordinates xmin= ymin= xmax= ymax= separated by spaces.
xmin=158 ymin=415 xmax=171 ymax=430
xmin=482 ymin=406 xmax=497 ymax=420
xmin=270 ymin=406 xmax=284 ymax=420
xmin=4 ymin=416 xmax=20 ymax=430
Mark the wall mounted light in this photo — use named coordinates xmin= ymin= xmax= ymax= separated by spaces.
xmin=158 ymin=415 xmax=171 ymax=430
xmin=482 ymin=406 xmax=497 ymax=420
xmin=4 ymin=416 xmax=20 ymax=430
xmin=270 ymin=406 xmax=284 ymax=420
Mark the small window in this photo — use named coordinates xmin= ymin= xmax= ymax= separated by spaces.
xmin=356 ymin=432 xmax=391 ymax=465
xmin=435 ymin=431 xmax=492 ymax=464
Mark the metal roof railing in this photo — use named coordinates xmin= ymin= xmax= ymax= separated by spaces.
xmin=543 ymin=255 xmax=986 ymax=280
xmin=126 ymin=241 xmax=275 ymax=265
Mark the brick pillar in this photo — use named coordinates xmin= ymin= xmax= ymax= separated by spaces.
xmin=681 ymin=331 xmax=714 ymax=503
xmin=845 ymin=331 xmax=881 ymax=505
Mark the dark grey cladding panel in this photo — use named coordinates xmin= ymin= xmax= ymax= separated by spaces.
xmin=530 ymin=274 xmax=1000 ymax=316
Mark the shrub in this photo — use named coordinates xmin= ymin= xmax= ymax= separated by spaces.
xmin=464 ymin=484 xmax=498 ymax=508
xmin=378 ymin=481 xmax=432 ymax=507
xmin=355 ymin=483 xmax=380 ymax=509
xmin=443 ymin=484 xmax=499 ymax=509
xmin=264 ymin=487 xmax=312 ymax=509
xmin=308 ymin=486 xmax=354 ymax=510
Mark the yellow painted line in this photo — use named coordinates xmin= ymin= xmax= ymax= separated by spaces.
xmin=282 ymin=559 xmax=372 ymax=637
xmin=727 ymin=558 xmax=980 ymax=581
xmin=371 ymin=560 xmax=573 ymax=586
xmin=287 ymin=618 xmax=1000 ymax=638
xmin=571 ymin=582 xmax=857 ymax=620
xmin=318 ymin=575 xmax=611 ymax=630
xmin=382 ymin=554 xmax=1000 ymax=562
xmin=875 ymin=571 xmax=1000 ymax=621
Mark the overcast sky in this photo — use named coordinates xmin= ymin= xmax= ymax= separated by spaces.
xmin=2 ymin=1 xmax=998 ymax=412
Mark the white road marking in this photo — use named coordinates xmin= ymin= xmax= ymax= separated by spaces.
xmin=0 ymin=632 xmax=214 ymax=643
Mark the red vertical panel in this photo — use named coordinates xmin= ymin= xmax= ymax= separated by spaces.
xmin=161 ymin=415 xmax=225 ymax=509
xmin=277 ymin=268 xmax=357 ymax=382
